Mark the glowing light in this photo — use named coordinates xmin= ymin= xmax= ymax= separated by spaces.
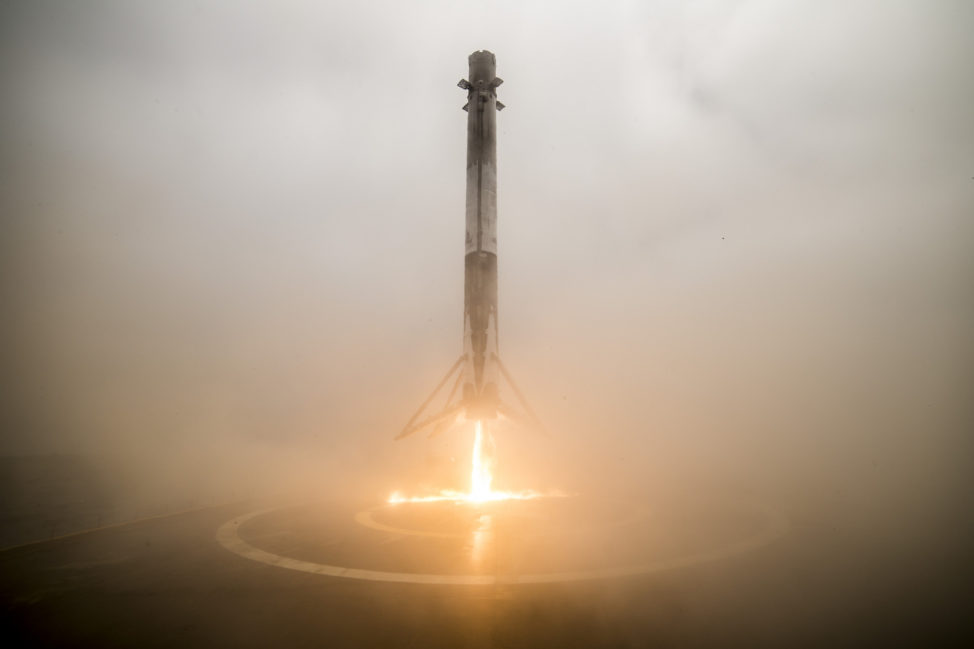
xmin=388 ymin=419 xmax=545 ymax=505
xmin=470 ymin=513 xmax=493 ymax=566
xmin=470 ymin=420 xmax=492 ymax=502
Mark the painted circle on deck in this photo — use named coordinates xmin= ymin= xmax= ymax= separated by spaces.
xmin=216 ymin=499 xmax=789 ymax=586
xmin=353 ymin=497 xmax=651 ymax=539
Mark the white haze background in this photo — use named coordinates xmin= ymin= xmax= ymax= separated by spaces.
xmin=0 ymin=1 xmax=971 ymax=520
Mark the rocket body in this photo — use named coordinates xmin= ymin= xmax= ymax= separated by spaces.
xmin=394 ymin=51 xmax=545 ymax=442
xmin=460 ymin=51 xmax=502 ymax=420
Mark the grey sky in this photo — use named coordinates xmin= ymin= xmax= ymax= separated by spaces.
xmin=0 ymin=1 xmax=971 ymax=507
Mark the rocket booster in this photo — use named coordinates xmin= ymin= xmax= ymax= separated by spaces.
xmin=458 ymin=50 xmax=504 ymax=420
xmin=395 ymin=51 xmax=543 ymax=442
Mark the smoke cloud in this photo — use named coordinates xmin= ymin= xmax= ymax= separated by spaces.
xmin=0 ymin=0 xmax=971 ymax=539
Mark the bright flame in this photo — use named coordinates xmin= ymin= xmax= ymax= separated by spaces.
xmin=388 ymin=419 xmax=544 ymax=504
xmin=470 ymin=420 xmax=492 ymax=502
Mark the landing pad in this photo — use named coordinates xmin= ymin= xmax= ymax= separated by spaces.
xmin=218 ymin=496 xmax=788 ymax=585
xmin=2 ymin=496 xmax=968 ymax=647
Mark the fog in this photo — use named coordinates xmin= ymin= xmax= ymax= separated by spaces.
xmin=0 ymin=0 xmax=971 ymax=585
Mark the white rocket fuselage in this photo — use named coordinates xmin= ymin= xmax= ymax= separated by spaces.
xmin=394 ymin=51 xmax=545 ymax=442
xmin=461 ymin=50 xmax=502 ymax=420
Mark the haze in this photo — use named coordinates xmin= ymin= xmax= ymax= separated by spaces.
xmin=1 ymin=0 xmax=971 ymax=567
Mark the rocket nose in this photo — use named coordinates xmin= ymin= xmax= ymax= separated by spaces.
xmin=467 ymin=50 xmax=497 ymax=86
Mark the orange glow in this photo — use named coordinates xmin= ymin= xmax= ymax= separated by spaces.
xmin=470 ymin=420 xmax=492 ymax=501
xmin=388 ymin=419 xmax=544 ymax=505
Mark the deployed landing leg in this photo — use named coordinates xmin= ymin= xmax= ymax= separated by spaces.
xmin=395 ymin=357 xmax=465 ymax=440
xmin=395 ymin=354 xmax=546 ymax=441
xmin=494 ymin=354 xmax=547 ymax=436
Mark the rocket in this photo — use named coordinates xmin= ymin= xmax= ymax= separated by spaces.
xmin=396 ymin=51 xmax=543 ymax=441
xmin=460 ymin=50 xmax=502 ymax=421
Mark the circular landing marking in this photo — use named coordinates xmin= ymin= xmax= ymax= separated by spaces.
xmin=353 ymin=498 xmax=651 ymax=539
xmin=354 ymin=508 xmax=462 ymax=538
xmin=216 ymin=502 xmax=789 ymax=586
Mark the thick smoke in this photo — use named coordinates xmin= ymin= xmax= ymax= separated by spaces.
xmin=0 ymin=1 xmax=971 ymax=545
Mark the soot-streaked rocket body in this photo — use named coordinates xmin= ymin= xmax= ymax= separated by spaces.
xmin=396 ymin=50 xmax=542 ymax=441
xmin=459 ymin=50 xmax=503 ymax=421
